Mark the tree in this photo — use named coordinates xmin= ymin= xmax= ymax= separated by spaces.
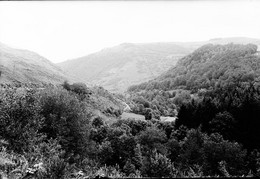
xmin=123 ymin=160 xmax=136 ymax=176
xmin=137 ymin=126 xmax=167 ymax=156
xmin=173 ymin=90 xmax=191 ymax=106
xmin=132 ymin=144 xmax=143 ymax=170
xmin=209 ymin=111 xmax=236 ymax=139
xmin=202 ymin=133 xmax=247 ymax=176
xmin=62 ymin=81 xmax=91 ymax=96
xmin=98 ymin=141 xmax=114 ymax=166
xmin=179 ymin=129 xmax=205 ymax=168
xmin=166 ymin=138 xmax=181 ymax=162
xmin=144 ymin=108 xmax=153 ymax=120
xmin=92 ymin=116 xmax=104 ymax=128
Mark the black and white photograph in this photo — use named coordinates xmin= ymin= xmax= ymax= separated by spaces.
xmin=1 ymin=0 xmax=260 ymax=178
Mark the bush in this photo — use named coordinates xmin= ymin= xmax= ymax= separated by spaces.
xmin=0 ymin=88 xmax=44 ymax=153
xmin=141 ymin=150 xmax=173 ymax=177
xmin=39 ymin=87 xmax=92 ymax=160
xmin=62 ymin=81 xmax=91 ymax=96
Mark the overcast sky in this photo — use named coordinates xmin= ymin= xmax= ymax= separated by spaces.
xmin=0 ymin=0 xmax=260 ymax=63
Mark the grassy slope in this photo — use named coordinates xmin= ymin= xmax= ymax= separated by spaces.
xmin=0 ymin=42 xmax=76 ymax=85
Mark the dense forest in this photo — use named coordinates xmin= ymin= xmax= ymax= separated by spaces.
xmin=127 ymin=43 xmax=260 ymax=117
xmin=128 ymin=43 xmax=259 ymax=92
xmin=1 ymin=43 xmax=260 ymax=178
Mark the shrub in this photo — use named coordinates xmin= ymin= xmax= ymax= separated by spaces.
xmin=141 ymin=150 xmax=174 ymax=177
xmin=0 ymin=88 xmax=44 ymax=153
xmin=39 ymin=87 xmax=92 ymax=159
xmin=123 ymin=160 xmax=136 ymax=176
xmin=62 ymin=81 xmax=91 ymax=96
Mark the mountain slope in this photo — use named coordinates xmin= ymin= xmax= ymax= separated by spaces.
xmin=0 ymin=42 xmax=72 ymax=85
xmin=58 ymin=37 xmax=260 ymax=93
xmin=128 ymin=43 xmax=260 ymax=93
xmin=125 ymin=43 xmax=260 ymax=119
xmin=58 ymin=43 xmax=192 ymax=93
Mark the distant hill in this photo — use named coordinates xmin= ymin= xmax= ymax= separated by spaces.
xmin=58 ymin=43 xmax=192 ymax=93
xmin=0 ymin=42 xmax=74 ymax=85
xmin=58 ymin=37 xmax=260 ymax=93
xmin=128 ymin=43 xmax=260 ymax=93
xmin=208 ymin=37 xmax=260 ymax=46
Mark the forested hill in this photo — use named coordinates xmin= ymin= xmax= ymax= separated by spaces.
xmin=128 ymin=43 xmax=260 ymax=93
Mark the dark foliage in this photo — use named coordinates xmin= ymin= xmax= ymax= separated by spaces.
xmin=176 ymin=83 xmax=260 ymax=151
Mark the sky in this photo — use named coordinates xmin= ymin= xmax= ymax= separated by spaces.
xmin=0 ymin=0 xmax=260 ymax=63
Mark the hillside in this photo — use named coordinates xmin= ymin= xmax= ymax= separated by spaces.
xmin=126 ymin=43 xmax=260 ymax=120
xmin=0 ymin=42 xmax=74 ymax=85
xmin=128 ymin=43 xmax=260 ymax=93
xmin=86 ymin=85 xmax=126 ymax=122
xmin=58 ymin=43 xmax=191 ymax=93
xmin=58 ymin=37 xmax=260 ymax=93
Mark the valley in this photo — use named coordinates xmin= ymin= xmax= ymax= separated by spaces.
xmin=1 ymin=0 xmax=260 ymax=177
xmin=1 ymin=38 xmax=260 ymax=178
